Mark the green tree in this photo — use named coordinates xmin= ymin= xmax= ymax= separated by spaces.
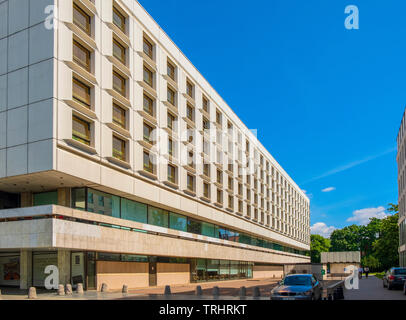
xmin=330 ymin=225 xmax=362 ymax=252
xmin=310 ymin=234 xmax=331 ymax=263
xmin=373 ymin=213 xmax=399 ymax=270
xmin=361 ymin=255 xmax=381 ymax=272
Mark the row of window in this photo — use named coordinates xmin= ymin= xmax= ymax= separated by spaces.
xmin=67 ymin=187 xmax=308 ymax=256
xmin=68 ymin=1 xmax=309 ymax=242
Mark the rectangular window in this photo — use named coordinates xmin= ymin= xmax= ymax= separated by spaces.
xmin=167 ymin=86 xmax=176 ymax=106
xmin=187 ymin=174 xmax=195 ymax=192
xmin=187 ymin=218 xmax=202 ymax=235
xmin=73 ymin=40 xmax=91 ymax=71
xmin=113 ymin=71 xmax=126 ymax=97
xmin=113 ymin=39 xmax=126 ymax=65
xmin=216 ymin=110 xmax=222 ymax=125
xmin=203 ymin=182 xmax=210 ymax=199
xmin=143 ymin=122 xmax=154 ymax=144
xmin=168 ymin=138 xmax=174 ymax=157
xmin=113 ymin=7 xmax=126 ymax=33
xmin=228 ymin=195 xmax=234 ymax=210
xmin=87 ymin=188 xmax=120 ymax=218
xmin=73 ymin=3 xmax=91 ymax=36
xmin=167 ymin=61 xmax=175 ymax=81
xmin=167 ymin=113 xmax=175 ymax=131
xmin=121 ymin=198 xmax=148 ymax=223
xmin=186 ymin=80 xmax=194 ymax=98
xmin=143 ymin=66 xmax=153 ymax=87
xmin=73 ymin=78 xmax=91 ymax=107
xmin=113 ymin=104 xmax=126 ymax=129
xmin=33 ymin=191 xmax=58 ymax=206
xmin=143 ymin=151 xmax=154 ymax=173
xmin=169 ymin=212 xmax=187 ymax=231
xmin=203 ymin=117 xmax=210 ymax=130
xmin=217 ymin=189 xmax=223 ymax=204
xmin=217 ymin=169 xmax=222 ymax=184
xmin=203 ymin=163 xmax=210 ymax=177
xmin=148 ymin=206 xmax=169 ymax=228
xmin=143 ymin=94 xmax=154 ymax=116
xmin=186 ymin=104 xmax=194 ymax=122
xmin=202 ymin=96 xmax=209 ymax=113
xmin=168 ymin=164 xmax=176 ymax=183
xmin=113 ymin=135 xmax=126 ymax=161
xmin=143 ymin=37 xmax=153 ymax=59
xmin=72 ymin=116 xmax=91 ymax=146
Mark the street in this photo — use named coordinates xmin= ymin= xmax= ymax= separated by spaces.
xmin=345 ymin=276 xmax=406 ymax=300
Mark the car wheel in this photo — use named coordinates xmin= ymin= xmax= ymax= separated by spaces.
xmin=388 ymin=283 xmax=392 ymax=290
xmin=383 ymin=281 xmax=386 ymax=288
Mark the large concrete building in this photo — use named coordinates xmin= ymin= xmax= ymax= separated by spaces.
xmin=397 ymin=109 xmax=406 ymax=267
xmin=0 ymin=0 xmax=310 ymax=291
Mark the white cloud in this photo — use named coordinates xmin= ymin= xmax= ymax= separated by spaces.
xmin=347 ymin=206 xmax=388 ymax=225
xmin=311 ymin=222 xmax=336 ymax=238
xmin=322 ymin=187 xmax=336 ymax=193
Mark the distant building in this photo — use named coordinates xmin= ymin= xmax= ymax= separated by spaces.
xmin=321 ymin=252 xmax=361 ymax=276
xmin=397 ymin=110 xmax=406 ymax=267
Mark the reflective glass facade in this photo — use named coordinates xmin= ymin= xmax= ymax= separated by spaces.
xmin=71 ymin=187 xmax=308 ymax=256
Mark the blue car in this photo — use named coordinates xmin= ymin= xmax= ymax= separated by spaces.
xmin=383 ymin=267 xmax=406 ymax=290
xmin=270 ymin=274 xmax=322 ymax=300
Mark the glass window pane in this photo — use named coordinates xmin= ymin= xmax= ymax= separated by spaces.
xmin=33 ymin=191 xmax=58 ymax=206
xmin=201 ymin=222 xmax=215 ymax=237
xmin=148 ymin=206 xmax=169 ymax=228
xmin=72 ymin=188 xmax=86 ymax=210
xmin=187 ymin=218 xmax=201 ymax=235
xmin=121 ymin=198 xmax=147 ymax=223
xmin=87 ymin=189 xmax=120 ymax=218
xmin=169 ymin=212 xmax=187 ymax=232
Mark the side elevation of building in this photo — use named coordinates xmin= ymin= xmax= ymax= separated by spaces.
xmin=0 ymin=0 xmax=310 ymax=291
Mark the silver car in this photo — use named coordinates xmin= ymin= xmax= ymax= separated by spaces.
xmin=270 ymin=274 xmax=322 ymax=300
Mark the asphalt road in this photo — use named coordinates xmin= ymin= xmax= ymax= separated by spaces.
xmin=345 ymin=276 xmax=406 ymax=300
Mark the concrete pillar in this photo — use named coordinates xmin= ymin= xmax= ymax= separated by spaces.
xmin=58 ymin=250 xmax=71 ymax=286
xmin=57 ymin=188 xmax=71 ymax=207
xmin=20 ymin=250 xmax=32 ymax=289
xmin=20 ymin=193 xmax=33 ymax=208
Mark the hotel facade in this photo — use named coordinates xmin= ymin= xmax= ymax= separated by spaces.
xmin=0 ymin=0 xmax=310 ymax=290
xmin=397 ymin=110 xmax=406 ymax=267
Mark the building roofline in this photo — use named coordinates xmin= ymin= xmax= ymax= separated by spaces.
xmin=132 ymin=0 xmax=309 ymax=202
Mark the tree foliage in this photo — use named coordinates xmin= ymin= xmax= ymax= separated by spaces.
xmin=310 ymin=234 xmax=331 ymax=263
xmin=326 ymin=204 xmax=399 ymax=272
xmin=373 ymin=213 xmax=399 ymax=271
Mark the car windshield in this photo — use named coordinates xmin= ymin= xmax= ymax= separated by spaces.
xmin=394 ymin=269 xmax=406 ymax=275
xmin=283 ymin=276 xmax=311 ymax=286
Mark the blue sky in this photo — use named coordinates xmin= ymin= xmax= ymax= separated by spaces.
xmin=138 ymin=0 xmax=404 ymax=236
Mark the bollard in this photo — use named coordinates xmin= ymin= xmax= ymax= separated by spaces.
xmin=195 ymin=285 xmax=203 ymax=296
xmin=253 ymin=286 xmax=261 ymax=298
xmin=213 ymin=286 xmax=220 ymax=297
xmin=101 ymin=283 xmax=108 ymax=292
xmin=57 ymin=284 xmax=65 ymax=296
xmin=76 ymin=283 xmax=84 ymax=294
xmin=122 ymin=285 xmax=128 ymax=294
xmin=28 ymin=287 xmax=37 ymax=299
xmin=164 ymin=285 xmax=171 ymax=295
xmin=65 ymin=284 xmax=73 ymax=295
xmin=239 ymin=286 xmax=246 ymax=297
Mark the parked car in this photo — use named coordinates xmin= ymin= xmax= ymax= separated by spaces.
xmin=270 ymin=274 xmax=322 ymax=300
xmin=383 ymin=267 xmax=406 ymax=290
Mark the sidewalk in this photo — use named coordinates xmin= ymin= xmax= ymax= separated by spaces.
xmin=0 ymin=278 xmax=279 ymax=300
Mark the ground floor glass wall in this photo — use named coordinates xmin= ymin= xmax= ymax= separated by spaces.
xmin=190 ymin=259 xmax=253 ymax=283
